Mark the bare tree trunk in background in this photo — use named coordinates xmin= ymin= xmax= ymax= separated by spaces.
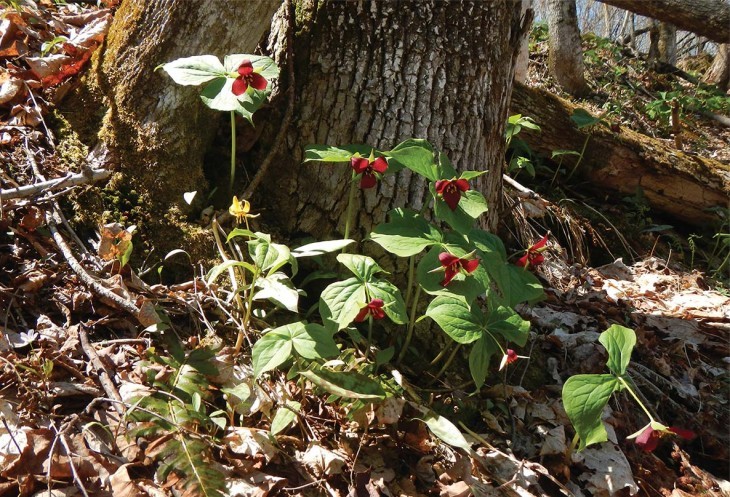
xmin=254 ymin=1 xmax=526 ymax=240
xmin=546 ymin=0 xmax=589 ymax=97
xmin=595 ymin=0 xmax=730 ymax=44
xmin=67 ymin=0 xmax=281 ymax=256
xmin=514 ymin=0 xmax=533 ymax=84
xmin=703 ymin=44 xmax=730 ymax=91
xmin=658 ymin=22 xmax=677 ymax=65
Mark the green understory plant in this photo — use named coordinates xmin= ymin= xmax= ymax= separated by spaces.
xmin=562 ymin=324 xmax=694 ymax=452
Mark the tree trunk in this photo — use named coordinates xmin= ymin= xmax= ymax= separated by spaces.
xmin=510 ymin=82 xmax=730 ymax=226
xmin=595 ymin=0 xmax=730 ymax=44
xmin=514 ymin=0 xmax=533 ymax=84
xmin=254 ymin=0 xmax=525 ymax=240
xmin=546 ymin=0 xmax=590 ymax=97
xmin=658 ymin=22 xmax=677 ymax=65
xmin=66 ymin=0 xmax=281 ymax=256
xmin=703 ymin=44 xmax=730 ymax=91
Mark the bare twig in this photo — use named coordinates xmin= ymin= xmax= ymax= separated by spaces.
xmin=0 ymin=168 xmax=111 ymax=201
xmin=79 ymin=323 xmax=125 ymax=415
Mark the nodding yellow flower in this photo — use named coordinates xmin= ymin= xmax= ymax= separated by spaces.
xmin=229 ymin=196 xmax=258 ymax=228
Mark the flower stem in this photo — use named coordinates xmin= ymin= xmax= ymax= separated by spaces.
xmin=617 ymin=375 xmax=655 ymax=423
xmin=366 ymin=315 xmax=373 ymax=360
xmin=343 ymin=170 xmax=358 ymax=242
xmin=404 ymin=256 xmax=415 ymax=308
xmin=429 ymin=343 xmax=462 ymax=384
xmin=396 ymin=286 xmax=421 ymax=365
xmin=230 ymin=111 xmax=237 ymax=197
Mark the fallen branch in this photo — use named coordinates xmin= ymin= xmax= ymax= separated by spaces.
xmin=0 ymin=168 xmax=111 ymax=202
xmin=79 ymin=324 xmax=125 ymax=415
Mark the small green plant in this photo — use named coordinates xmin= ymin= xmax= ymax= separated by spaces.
xmin=563 ymin=107 xmax=605 ymax=181
xmin=505 ymin=114 xmax=541 ymax=179
xmin=562 ymin=325 xmax=694 ymax=451
xmin=159 ymin=54 xmax=280 ymax=195
xmin=41 ymin=35 xmax=68 ymax=57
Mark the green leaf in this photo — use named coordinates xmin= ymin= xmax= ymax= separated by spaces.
xmin=384 ymin=139 xmax=436 ymax=179
xmin=411 ymin=404 xmax=472 ymax=452
xmin=376 ymin=347 xmax=395 ymax=367
xmin=599 ymin=325 xmax=636 ymax=376
xmin=369 ymin=208 xmax=442 ymax=257
xmin=270 ymin=401 xmax=300 ymax=435
xmin=503 ymin=265 xmax=545 ymax=306
xmin=199 ymin=77 xmax=241 ymax=112
xmin=571 ymin=108 xmax=602 ymax=129
xmin=290 ymin=323 xmax=339 ymax=360
xmin=319 ymin=277 xmax=367 ymax=331
xmin=435 ymin=152 xmax=458 ymax=179
xmin=433 ymin=188 xmax=488 ymax=235
xmin=161 ymin=55 xmax=226 ymax=85
xmin=303 ymin=144 xmax=373 ymax=162
xmin=426 ymin=295 xmax=485 ymax=344
xmin=562 ymin=374 xmax=619 ymax=450
xmin=253 ymin=272 xmax=299 ymax=313
xmin=226 ymin=228 xmax=257 ymax=241
xmin=248 ymin=234 xmax=292 ymax=275
xmin=551 ymin=149 xmax=581 ymax=158
xmin=337 ymin=253 xmax=387 ymax=282
xmin=459 ymin=170 xmax=488 ymax=181
xmin=367 ymin=280 xmax=408 ymax=324
xmin=206 ymin=260 xmax=257 ymax=285
xmin=252 ymin=328 xmax=294 ymax=378
xmin=487 ymin=306 xmax=530 ymax=346
xmin=469 ymin=334 xmax=500 ymax=389
xmin=416 ymin=246 xmax=488 ymax=303
xmin=300 ymin=369 xmax=386 ymax=400
xmin=292 ymin=239 xmax=354 ymax=257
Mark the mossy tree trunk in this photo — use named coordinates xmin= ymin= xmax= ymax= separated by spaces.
xmin=254 ymin=0 xmax=526 ymax=241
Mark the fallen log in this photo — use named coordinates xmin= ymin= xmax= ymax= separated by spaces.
xmin=510 ymin=82 xmax=730 ymax=226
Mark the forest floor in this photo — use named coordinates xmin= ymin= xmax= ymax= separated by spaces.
xmin=1 ymin=3 xmax=729 ymax=497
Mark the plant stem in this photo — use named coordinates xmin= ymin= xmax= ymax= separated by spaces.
xmin=366 ymin=315 xmax=373 ymax=360
xmin=549 ymin=157 xmax=564 ymax=188
xmin=566 ymin=134 xmax=590 ymax=180
xmin=429 ymin=344 xmax=461 ymax=384
xmin=235 ymin=266 xmax=260 ymax=355
xmin=230 ymin=111 xmax=236 ymax=197
xmin=404 ymin=256 xmax=415 ymax=308
xmin=396 ymin=286 xmax=421 ymax=365
xmin=343 ymin=170 xmax=358 ymax=242
xmin=428 ymin=341 xmax=452 ymax=366
xmin=617 ymin=375 xmax=655 ymax=422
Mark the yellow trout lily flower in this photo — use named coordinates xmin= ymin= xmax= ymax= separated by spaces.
xmin=229 ymin=196 xmax=258 ymax=228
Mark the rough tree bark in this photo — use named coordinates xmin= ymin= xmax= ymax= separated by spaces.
xmin=595 ymin=0 xmax=730 ymax=44
xmin=514 ymin=0 xmax=533 ymax=84
xmin=254 ymin=1 xmax=526 ymax=240
xmin=511 ymin=83 xmax=730 ymax=226
xmin=67 ymin=0 xmax=280 ymax=255
xmin=546 ymin=0 xmax=589 ymax=97
xmin=703 ymin=44 xmax=730 ymax=91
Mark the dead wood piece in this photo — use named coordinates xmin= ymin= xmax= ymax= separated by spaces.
xmin=510 ymin=82 xmax=730 ymax=226
xmin=0 ymin=168 xmax=111 ymax=202
xmin=79 ymin=324 xmax=125 ymax=415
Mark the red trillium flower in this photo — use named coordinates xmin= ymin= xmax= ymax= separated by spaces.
xmin=499 ymin=349 xmax=528 ymax=370
xmin=437 ymin=252 xmax=479 ymax=287
xmin=628 ymin=422 xmax=695 ymax=452
xmin=232 ymin=60 xmax=267 ymax=96
xmin=350 ymin=156 xmax=388 ymax=189
xmin=516 ymin=233 xmax=549 ymax=269
xmin=354 ymin=298 xmax=386 ymax=322
xmin=435 ymin=178 xmax=470 ymax=211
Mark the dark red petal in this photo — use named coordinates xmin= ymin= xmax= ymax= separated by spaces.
xmin=635 ymin=426 xmax=659 ymax=452
xmin=232 ymin=77 xmax=248 ymax=96
xmin=435 ymin=180 xmax=448 ymax=193
xmin=516 ymin=254 xmax=529 ymax=267
xmin=455 ymin=178 xmax=470 ymax=192
xmin=250 ymin=73 xmax=268 ymax=91
xmin=441 ymin=267 xmax=458 ymax=287
xmin=442 ymin=188 xmax=461 ymax=211
xmin=439 ymin=252 xmax=460 ymax=267
xmin=669 ymin=427 xmax=695 ymax=440
xmin=461 ymin=258 xmax=479 ymax=273
xmin=506 ymin=349 xmax=519 ymax=364
xmin=529 ymin=253 xmax=545 ymax=266
xmin=371 ymin=157 xmax=388 ymax=174
xmin=351 ymin=157 xmax=370 ymax=174
xmin=369 ymin=298 xmax=385 ymax=308
xmin=531 ymin=234 xmax=549 ymax=250
xmin=237 ymin=60 xmax=253 ymax=76
xmin=360 ymin=172 xmax=377 ymax=189
xmin=371 ymin=306 xmax=386 ymax=320
xmin=354 ymin=306 xmax=369 ymax=323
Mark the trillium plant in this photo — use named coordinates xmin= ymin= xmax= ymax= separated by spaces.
xmin=562 ymin=325 xmax=694 ymax=452
xmin=158 ymin=54 xmax=280 ymax=194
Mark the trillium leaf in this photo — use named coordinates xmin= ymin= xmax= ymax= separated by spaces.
xmin=319 ymin=277 xmax=367 ymax=331
xmin=369 ymin=208 xmax=443 ymax=257
xmin=459 ymin=170 xmax=488 ymax=181
xmin=161 ymin=55 xmax=227 ymax=85
xmin=411 ymin=403 xmax=472 ymax=453
xmin=433 ymin=187 xmax=487 ymax=235
xmin=303 ymin=144 xmax=374 ymax=162
xmin=385 ymin=139 xmax=436 ymax=179
xmin=199 ymin=77 xmax=241 ymax=112
xmin=599 ymin=324 xmax=636 ymax=376
xmin=416 ymin=246 xmax=488 ymax=303
xmin=223 ymin=54 xmax=280 ymax=82
xmin=562 ymin=374 xmax=619 ymax=450
xmin=367 ymin=280 xmax=408 ymax=324
xmin=336 ymin=253 xmax=387 ymax=282
xmin=487 ymin=306 xmax=530 ymax=346
xmin=425 ymin=295 xmax=485 ymax=344
xmin=459 ymin=190 xmax=489 ymax=219
xmin=252 ymin=328 xmax=294 ymax=378
xmin=292 ymin=239 xmax=354 ymax=257
xmin=270 ymin=401 xmax=300 ymax=435
xmin=289 ymin=323 xmax=339 ymax=360
xmin=469 ymin=334 xmax=500 ymax=390
xmin=299 ymin=369 xmax=386 ymax=400
xmin=436 ymin=152 xmax=458 ymax=179
xmin=571 ymin=108 xmax=602 ymax=129
xmin=253 ymin=272 xmax=299 ymax=313
xmin=503 ymin=265 xmax=545 ymax=307
xmin=467 ymin=229 xmax=508 ymax=260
